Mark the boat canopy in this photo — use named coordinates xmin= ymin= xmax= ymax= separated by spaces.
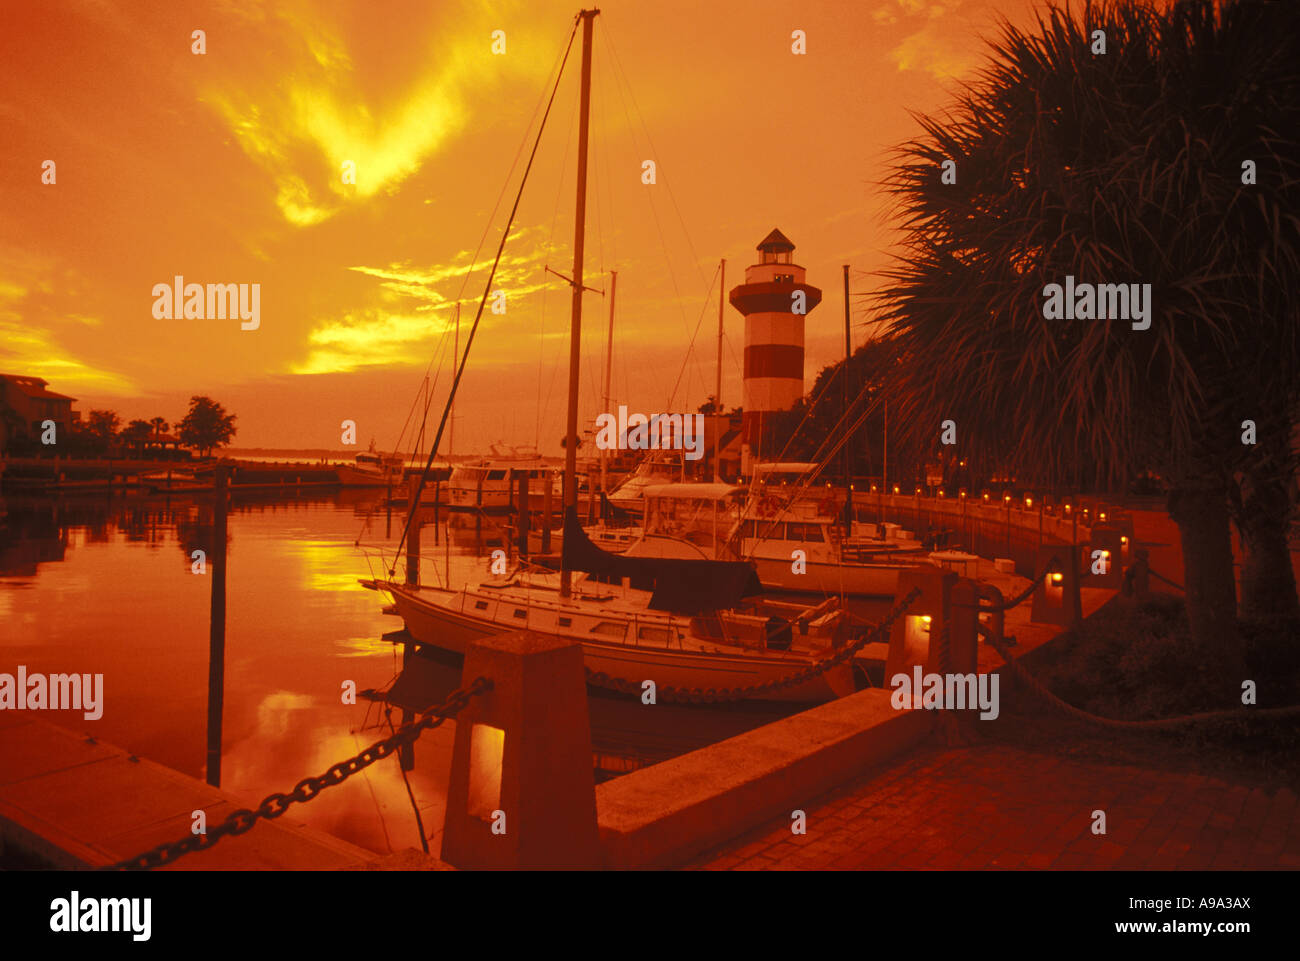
xmin=752 ymin=462 xmax=819 ymax=479
xmin=561 ymin=508 xmax=761 ymax=614
xmin=642 ymin=483 xmax=742 ymax=501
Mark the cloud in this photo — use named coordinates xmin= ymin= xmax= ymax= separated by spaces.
xmin=890 ymin=24 xmax=980 ymax=81
xmin=290 ymin=309 xmax=448 ymax=375
xmin=202 ymin=3 xmax=544 ymax=226
xmin=0 ymin=263 xmax=135 ymax=396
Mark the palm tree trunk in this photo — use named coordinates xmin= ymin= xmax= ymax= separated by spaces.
xmin=1235 ymin=427 xmax=1299 ymax=626
xmin=1167 ymin=484 xmax=1241 ymax=671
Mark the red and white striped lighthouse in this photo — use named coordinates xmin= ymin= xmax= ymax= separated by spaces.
xmin=729 ymin=228 xmax=822 ymax=468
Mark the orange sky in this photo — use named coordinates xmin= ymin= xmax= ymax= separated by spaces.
xmin=0 ymin=0 xmax=1039 ymax=452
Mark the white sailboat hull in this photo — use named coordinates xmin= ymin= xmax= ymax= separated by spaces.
xmin=750 ymin=554 xmax=922 ymax=597
xmin=387 ymin=583 xmax=852 ymax=703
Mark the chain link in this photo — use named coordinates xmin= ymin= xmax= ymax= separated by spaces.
xmin=584 ymin=586 xmax=923 ymax=704
xmin=101 ymin=677 xmax=491 ymax=871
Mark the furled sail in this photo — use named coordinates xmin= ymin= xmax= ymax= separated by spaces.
xmin=560 ymin=508 xmax=762 ymax=614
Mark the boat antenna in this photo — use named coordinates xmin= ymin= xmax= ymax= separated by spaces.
xmin=389 ymin=15 xmax=582 ymax=574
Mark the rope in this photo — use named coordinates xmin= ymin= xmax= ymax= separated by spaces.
xmin=950 ymin=559 xmax=1062 ymax=612
xmin=391 ymin=16 xmax=581 ymax=575
xmin=982 ymin=628 xmax=1300 ymax=730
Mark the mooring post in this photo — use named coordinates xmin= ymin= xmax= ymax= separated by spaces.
xmin=205 ymin=464 xmax=229 ymax=787
xmin=885 ymin=564 xmax=957 ymax=684
xmin=407 ymin=474 xmax=421 ymax=586
xmin=518 ymin=470 xmax=531 ymax=557
xmin=542 ymin=473 xmax=553 ymax=554
xmin=441 ymin=631 xmax=602 ymax=869
xmin=1029 ymin=542 xmax=1082 ymax=627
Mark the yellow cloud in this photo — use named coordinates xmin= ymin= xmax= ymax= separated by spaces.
xmin=291 ymin=310 xmax=449 ymax=375
xmin=203 ymin=5 xmax=546 ymax=226
xmin=0 ymin=317 xmax=136 ymax=396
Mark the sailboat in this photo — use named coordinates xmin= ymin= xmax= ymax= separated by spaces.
xmin=372 ymin=9 xmax=855 ymax=703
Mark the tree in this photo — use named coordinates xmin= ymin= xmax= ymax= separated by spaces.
xmin=149 ymin=416 xmax=169 ymax=438
xmin=177 ymin=396 xmax=237 ymax=457
xmin=83 ymin=410 xmax=121 ymax=446
xmin=872 ymin=0 xmax=1300 ymax=665
xmin=120 ymin=419 xmax=153 ymax=455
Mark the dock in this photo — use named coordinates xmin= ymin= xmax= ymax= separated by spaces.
xmin=0 ymin=714 xmax=373 ymax=870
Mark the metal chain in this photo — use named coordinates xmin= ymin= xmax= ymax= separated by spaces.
xmin=584 ymin=586 xmax=923 ymax=704
xmin=101 ymin=677 xmax=492 ymax=871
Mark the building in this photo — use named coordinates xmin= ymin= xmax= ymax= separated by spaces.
xmin=0 ymin=374 xmax=78 ymax=454
xmin=728 ymin=229 xmax=822 ymax=470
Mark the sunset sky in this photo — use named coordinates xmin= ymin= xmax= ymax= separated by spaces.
xmin=1 ymin=0 xmax=1039 ymax=453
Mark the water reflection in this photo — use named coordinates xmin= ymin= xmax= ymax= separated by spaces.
xmin=0 ymin=491 xmax=797 ymax=857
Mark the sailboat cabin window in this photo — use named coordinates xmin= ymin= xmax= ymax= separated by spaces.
xmin=512 ymin=608 xmax=526 ymax=619
xmin=486 ymin=470 xmax=507 ymax=480
xmin=474 ymin=600 xmax=489 ymax=611
xmin=789 ymin=523 xmax=825 ymax=543
xmin=590 ymin=622 xmax=626 ymax=638
xmin=558 ymin=617 xmax=572 ymax=627
xmin=637 ymin=626 xmax=672 ymax=644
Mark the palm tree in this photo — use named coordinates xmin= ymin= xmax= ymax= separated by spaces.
xmin=120 ymin=419 xmax=154 ymax=456
xmin=873 ymin=0 xmax=1300 ymax=663
xmin=149 ymin=416 xmax=169 ymax=439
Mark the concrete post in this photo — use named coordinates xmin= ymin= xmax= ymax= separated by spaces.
xmin=885 ymin=564 xmax=958 ymax=682
xmin=441 ymin=631 xmax=601 ymax=870
xmin=1029 ymin=542 xmax=1082 ymax=627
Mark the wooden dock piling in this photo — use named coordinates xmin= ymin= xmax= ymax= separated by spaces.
xmin=206 ymin=464 xmax=229 ymax=787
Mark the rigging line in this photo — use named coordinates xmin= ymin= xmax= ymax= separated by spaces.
xmin=397 ymin=20 xmax=573 ymax=485
xmin=392 ymin=15 xmax=581 ymax=569
xmin=364 ymin=26 xmax=575 ymax=556
xmin=600 ymin=25 xmax=709 ymax=290
xmin=383 ymin=708 xmax=431 ymax=854
xmin=538 ymin=62 xmax=580 ymax=449
xmin=598 ymin=28 xmax=699 ymax=368
xmin=663 ymin=260 xmax=720 ymax=412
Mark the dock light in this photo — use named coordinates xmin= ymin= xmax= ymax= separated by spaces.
xmin=959 ymin=490 xmax=967 ymax=499
xmin=982 ymin=493 xmax=989 ymax=503
xmin=959 ymin=459 xmax=966 ymax=467
xmin=1099 ymin=511 xmax=1108 ymax=522
xmin=467 ymin=723 xmax=505 ymax=821
xmin=893 ymin=485 xmax=900 ymax=494
xmin=1004 ymin=494 xmax=1011 ymax=504
xmin=1120 ymin=536 xmax=1128 ymax=545
xmin=938 ymin=489 xmax=944 ymax=498
xmin=1064 ymin=503 xmax=1072 ymax=515
xmin=921 ymin=615 xmax=932 ymax=629
xmin=871 ymin=485 xmax=878 ymax=493
xmin=1051 ymin=572 xmax=1063 ymax=585
xmin=915 ymin=487 xmax=922 ymax=496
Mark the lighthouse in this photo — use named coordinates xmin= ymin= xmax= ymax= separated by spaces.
xmin=729 ymin=228 xmax=822 ymax=469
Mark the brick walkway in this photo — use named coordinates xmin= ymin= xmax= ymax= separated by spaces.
xmin=689 ymin=743 xmax=1300 ymax=870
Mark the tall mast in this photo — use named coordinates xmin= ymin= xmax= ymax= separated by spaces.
xmin=561 ymin=8 xmax=598 ymax=599
xmin=601 ymin=269 xmax=617 ymax=497
xmin=450 ymin=302 xmax=460 ymax=456
xmin=842 ymin=264 xmax=853 ymax=528
xmin=714 ymin=259 xmax=725 ymax=482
